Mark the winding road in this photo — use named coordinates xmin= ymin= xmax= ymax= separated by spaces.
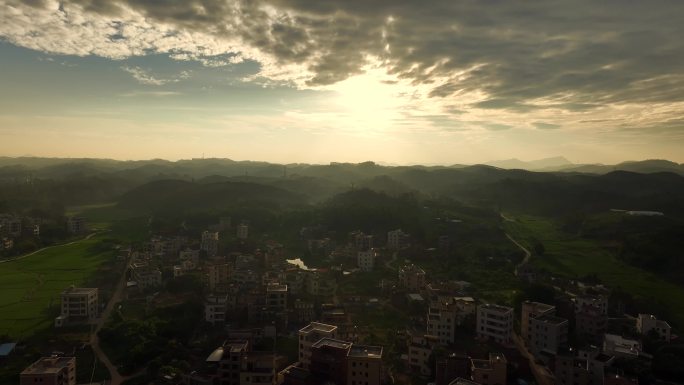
xmin=500 ymin=214 xmax=532 ymax=276
xmin=0 ymin=231 xmax=100 ymax=264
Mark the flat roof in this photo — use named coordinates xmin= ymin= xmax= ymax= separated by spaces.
xmin=524 ymin=301 xmax=555 ymax=311
xmin=449 ymin=378 xmax=481 ymax=385
xmin=21 ymin=357 xmax=74 ymax=375
xmin=62 ymin=287 xmax=97 ymax=295
xmin=299 ymin=322 xmax=337 ymax=334
xmin=534 ymin=314 xmax=568 ymax=325
xmin=312 ymin=338 xmax=352 ymax=350
xmin=348 ymin=345 xmax=383 ymax=358
xmin=479 ymin=303 xmax=513 ymax=313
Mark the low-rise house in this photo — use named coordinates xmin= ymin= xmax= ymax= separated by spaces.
xmin=470 ymin=353 xmax=507 ymax=385
xmin=636 ymin=313 xmax=672 ymax=342
xmin=20 ymin=356 xmax=76 ymax=385
xmin=476 ymin=304 xmax=514 ymax=344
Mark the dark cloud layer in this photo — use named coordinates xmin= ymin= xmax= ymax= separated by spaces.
xmin=7 ymin=0 xmax=684 ymax=114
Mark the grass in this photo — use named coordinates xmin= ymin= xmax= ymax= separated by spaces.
xmin=0 ymin=235 xmax=116 ymax=338
xmin=503 ymin=214 xmax=684 ymax=328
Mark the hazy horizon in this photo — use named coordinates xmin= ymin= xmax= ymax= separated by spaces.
xmin=2 ymin=1 xmax=684 ymax=164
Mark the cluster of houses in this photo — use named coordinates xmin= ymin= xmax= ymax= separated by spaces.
xmin=13 ymin=218 xmax=679 ymax=385
xmin=395 ymin=260 xmax=675 ymax=385
xmin=0 ymin=214 xmax=87 ymax=253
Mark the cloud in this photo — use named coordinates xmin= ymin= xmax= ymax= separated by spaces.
xmin=2 ymin=0 xmax=684 ymax=136
xmin=121 ymin=66 xmax=191 ymax=85
xmin=533 ymin=122 xmax=562 ymax=130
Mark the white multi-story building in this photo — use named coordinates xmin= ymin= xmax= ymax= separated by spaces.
xmin=298 ymin=322 xmax=338 ymax=368
xmin=636 ymin=314 xmax=672 ymax=342
xmin=206 ymin=260 xmax=232 ymax=291
xmin=427 ymin=297 xmax=476 ymax=345
xmin=357 ymin=250 xmax=375 ymax=272
xmin=130 ymin=262 xmax=162 ymax=290
xmin=55 ymin=287 xmax=98 ymax=327
xmin=528 ymin=314 xmax=568 ymax=358
xmin=66 ymin=216 xmax=87 ymax=234
xmin=476 ymin=304 xmax=514 ymax=344
xmin=347 ymin=345 xmax=383 ymax=385
xmin=398 ymin=264 xmax=426 ymax=291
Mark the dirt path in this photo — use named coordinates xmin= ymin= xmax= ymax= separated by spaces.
xmin=500 ymin=214 xmax=532 ymax=276
xmin=90 ymin=256 xmax=131 ymax=385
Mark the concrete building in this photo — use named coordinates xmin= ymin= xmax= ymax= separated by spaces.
xmin=554 ymin=347 xmax=614 ymax=385
xmin=55 ymin=287 xmax=98 ymax=327
xmin=237 ymin=224 xmax=249 ymax=240
xmin=398 ymin=264 xmax=426 ymax=291
xmin=201 ymin=231 xmax=220 ymax=257
xmin=20 ymin=356 xmax=76 ymax=385
xmin=240 ymin=351 xmax=280 ymax=385
xmin=476 ymin=304 xmax=514 ymax=344
xmin=357 ymin=250 xmax=375 ymax=272
xmin=346 ymin=344 xmax=383 ymax=385
xmin=208 ymin=340 xmax=249 ymax=385
xmin=470 ymin=353 xmax=507 ymax=385
xmin=66 ymin=216 xmax=87 ymax=234
xmin=448 ymin=379 xmax=480 ymax=385
xmin=575 ymin=305 xmax=607 ymax=343
xmin=206 ymin=260 xmax=233 ymax=291
xmin=521 ymin=301 xmax=556 ymax=344
xmin=436 ymin=353 xmax=470 ymax=385
xmin=528 ymin=314 xmax=568 ymax=358
xmin=407 ymin=332 xmax=439 ymax=376
xmin=350 ymin=230 xmax=374 ymax=251
xmin=298 ymin=322 xmax=338 ymax=368
xmin=387 ymin=229 xmax=410 ymax=250
xmin=427 ymin=296 xmax=476 ymax=345
xmin=636 ymin=313 xmax=672 ymax=342
xmin=266 ymin=283 xmax=288 ymax=312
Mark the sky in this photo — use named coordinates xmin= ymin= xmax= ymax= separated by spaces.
xmin=1 ymin=0 xmax=684 ymax=165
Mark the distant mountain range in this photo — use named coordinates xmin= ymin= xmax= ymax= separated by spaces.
xmin=484 ymin=157 xmax=684 ymax=174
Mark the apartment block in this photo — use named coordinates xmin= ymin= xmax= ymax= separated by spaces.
xmin=55 ymin=287 xmax=98 ymax=327
xmin=436 ymin=353 xmax=470 ymax=385
xmin=20 ymin=356 xmax=76 ymax=385
xmin=387 ymin=229 xmax=410 ymax=250
xmin=205 ymin=294 xmax=229 ymax=324
xmin=237 ymin=224 xmax=249 ymax=240
xmin=476 ymin=304 xmax=514 ymax=344
xmin=310 ymin=338 xmax=352 ymax=385
xmin=66 ymin=216 xmax=87 ymax=234
xmin=427 ymin=297 xmax=476 ymax=345
xmin=407 ymin=332 xmax=439 ymax=376
xmin=575 ymin=305 xmax=607 ymax=344
xmin=130 ymin=262 xmax=163 ymax=290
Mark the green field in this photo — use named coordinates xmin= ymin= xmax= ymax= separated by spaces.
xmin=504 ymin=214 xmax=684 ymax=328
xmin=0 ymin=203 xmax=144 ymax=338
xmin=0 ymin=235 xmax=116 ymax=337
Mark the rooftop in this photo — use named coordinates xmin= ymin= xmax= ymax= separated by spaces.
xmin=534 ymin=314 xmax=568 ymax=325
xmin=62 ymin=287 xmax=97 ymax=295
xmin=280 ymin=364 xmax=311 ymax=380
xmin=348 ymin=345 xmax=383 ymax=359
xmin=479 ymin=303 xmax=513 ymax=314
xmin=21 ymin=357 xmax=74 ymax=375
xmin=524 ymin=301 xmax=555 ymax=312
xmin=449 ymin=378 xmax=481 ymax=385
xmin=299 ymin=322 xmax=337 ymax=334
xmin=267 ymin=283 xmax=288 ymax=292
xmin=312 ymin=338 xmax=352 ymax=350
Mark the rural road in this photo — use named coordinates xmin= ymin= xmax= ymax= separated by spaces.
xmin=500 ymin=214 xmax=532 ymax=276
xmin=90 ymin=255 xmax=130 ymax=385
xmin=0 ymin=231 xmax=100 ymax=264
